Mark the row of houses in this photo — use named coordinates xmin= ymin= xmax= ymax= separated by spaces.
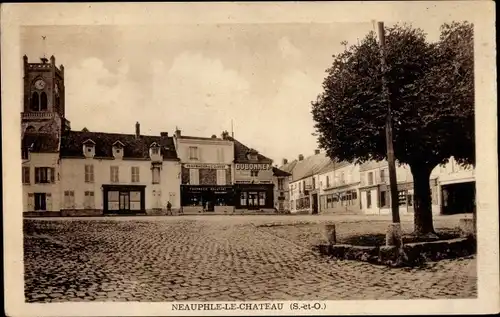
xmin=279 ymin=151 xmax=476 ymax=215
xmin=21 ymin=55 xmax=291 ymax=216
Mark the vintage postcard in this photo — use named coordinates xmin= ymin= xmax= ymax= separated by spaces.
xmin=2 ymin=2 xmax=498 ymax=316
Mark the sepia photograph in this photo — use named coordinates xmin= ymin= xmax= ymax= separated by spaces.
xmin=2 ymin=2 xmax=498 ymax=316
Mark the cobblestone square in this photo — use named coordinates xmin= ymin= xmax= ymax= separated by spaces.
xmin=24 ymin=215 xmax=477 ymax=302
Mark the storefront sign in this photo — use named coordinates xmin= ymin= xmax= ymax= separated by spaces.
xmin=235 ymin=180 xmax=272 ymax=184
xmin=184 ymin=163 xmax=228 ymax=170
xmin=182 ymin=185 xmax=233 ymax=193
xmin=235 ymin=163 xmax=271 ymax=170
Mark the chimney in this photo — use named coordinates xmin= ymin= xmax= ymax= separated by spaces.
xmin=160 ymin=132 xmax=169 ymax=137
xmin=135 ymin=122 xmax=140 ymax=138
xmin=50 ymin=55 xmax=55 ymax=65
xmin=175 ymin=128 xmax=181 ymax=137
xmin=298 ymin=154 xmax=304 ymax=161
xmin=282 ymin=158 xmax=288 ymax=165
xmin=315 ymin=149 xmax=320 ymax=155
xmin=221 ymin=131 xmax=229 ymax=140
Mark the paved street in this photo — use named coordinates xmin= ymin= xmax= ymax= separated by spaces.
xmin=24 ymin=215 xmax=477 ymax=302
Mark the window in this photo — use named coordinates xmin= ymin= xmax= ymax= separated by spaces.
xmin=352 ymin=190 xmax=357 ymax=200
xmin=22 ymin=167 xmax=30 ymax=184
xmin=35 ymin=167 xmax=55 ymax=184
xmin=110 ymin=166 xmax=119 ymax=183
xmin=85 ymin=165 xmax=94 ymax=183
xmin=40 ymin=92 xmax=48 ymax=111
xmin=340 ymin=172 xmax=345 ymax=184
xmin=240 ymin=192 xmax=247 ymax=206
xmin=217 ymin=148 xmax=225 ymax=163
xmin=31 ymin=92 xmax=39 ymax=111
xmin=259 ymin=192 xmax=266 ymax=206
xmin=278 ymin=178 xmax=284 ymax=190
xmin=189 ymin=146 xmax=199 ymax=160
xmin=152 ymin=166 xmax=161 ymax=184
xmin=250 ymin=170 xmax=259 ymax=177
xmin=380 ymin=169 xmax=387 ymax=183
xmin=312 ymin=177 xmax=316 ymax=189
xmin=216 ymin=169 xmax=226 ymax=185
xmin=398 ymin=191 xmax=407 ymax=206
xmin=84 ymin=191 xmax=94 ymax=209
xmin=367 ymin=191 xmax=372 ymax=208
xmin=131 ymin=166 xmax=140 ymax=183
xmin=326 ymin=176 xmax=330 ymax=188
xmin=189 ymin=169 xmax=199 ymax=185
xmin=368 ymin=172 xmax=374 ymax=185
xmin=380 ymin=191 xmax=387 ymax=207
xmin=64 ymin=191 xmax=75 ymax=209
xmin=34 ymin=193 xmax=47 ymax=211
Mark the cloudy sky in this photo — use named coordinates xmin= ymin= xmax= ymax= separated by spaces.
xmin=21 ymin=22 xmax=442 ymax=164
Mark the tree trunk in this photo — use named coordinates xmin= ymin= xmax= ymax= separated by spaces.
xmin=410 ymin=164 xmax=435 ymax=235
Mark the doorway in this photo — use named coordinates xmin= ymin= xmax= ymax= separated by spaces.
xmin=248 ymin=192 xmax=259 ymax=209
xmin=312 ymin=193 xmax=318 ymax=214
xmin=119 ymin=192 xmax=130 ymax=211
xmin=34 ymin=193 xmax=46 ymax=211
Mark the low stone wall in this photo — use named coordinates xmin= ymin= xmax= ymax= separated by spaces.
xmin=61 ymin=209 xmax=103 ymax=217
xmin=314 ymin=237 xmax=476 ymax=267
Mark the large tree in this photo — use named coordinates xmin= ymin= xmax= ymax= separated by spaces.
xmin=311 ymin=22 xmax=474 ymax=235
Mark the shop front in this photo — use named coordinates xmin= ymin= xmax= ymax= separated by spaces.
xmin=180 ymin=185 xmax=234 ymax=213
xmin=102 ymin=184 xmax=146 ymax=214
xmin=234 ymin=183 xmax=274 ymax=210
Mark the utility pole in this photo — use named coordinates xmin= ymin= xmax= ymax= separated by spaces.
xmin=377 ymin=22 xmax=402 ymax=244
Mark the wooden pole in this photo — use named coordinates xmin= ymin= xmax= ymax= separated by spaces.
xmin=377 ymin=22 xmax=401 ymax=225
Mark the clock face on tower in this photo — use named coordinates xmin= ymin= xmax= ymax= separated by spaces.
xmin=34 ymin=79 xmax=46 ymax=90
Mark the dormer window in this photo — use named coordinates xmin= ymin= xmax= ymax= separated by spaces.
xmin=149 ymin=142 xmax=162 ymax=161
xmin=112 ymin=141 xmax=124 ymax=159
xmin=246 ymin=149 xmax=259 ymax=161
xmin=82 ymin=139 xmax=96 ymax=158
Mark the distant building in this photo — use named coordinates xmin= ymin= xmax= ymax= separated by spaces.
xmin=272 ymin=166 xmax=292 ymax=212
xmin=228 ymin=136 xmax=275 ymax=212
xmin=358 ymin=160 xmax=440 ymax=215
xmin=317 ymin=160 xmax=361 ymax=214
xmin=436 ymin=157 xmax=475 ymax=215
xmin=175 ymin=130 xmax=234 ymax=213
xmin=287 ymin=150 xmax=331 ymax=214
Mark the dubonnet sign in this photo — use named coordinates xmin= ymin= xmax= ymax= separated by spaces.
xmin=235 ymin=163 xmax=271 ymax=170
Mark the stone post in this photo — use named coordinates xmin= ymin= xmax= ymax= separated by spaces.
xmin=324 ymin=224 xmax=337 ymax=245
xmin=386 ymin=223 xmax=403 ymax=247
xmin=459 ymin=218 xmax=475 ymax=238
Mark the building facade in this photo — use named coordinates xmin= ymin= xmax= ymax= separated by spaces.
xmin=21 ymin=55 xmax=181 ymax=216
xmin=358 ymin=160 xmax=440 ymax=215
xmin=287 ymin=151 xmax=331 ymax=214
xmin=229 ymin=137 xmax=275 ymax=211
xmin=272 ymin=167 xmax=292 ymax=213
xmin=437 ymin=157 xmax=475 ymax=215
xmin=318 ymin=161 xmax=361 ymax=214
xmin=175 ymin=130 xmax=235 ymax=213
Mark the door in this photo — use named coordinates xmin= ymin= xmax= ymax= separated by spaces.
xmin=34 ymin=193 xmax=46 ymax=211
xmin=248 ymin=192 xmax=258 ymax=209
xmin=119 ymin=192 xmax=130 ymax=211
xmin=312 ymin=194 xmax=318 ymax=214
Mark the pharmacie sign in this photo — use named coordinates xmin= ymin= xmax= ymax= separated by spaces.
xmin=235 ymin=163 xmax=271 ymax=170
xmin=184 ymin=163 xmax=229 ymax=169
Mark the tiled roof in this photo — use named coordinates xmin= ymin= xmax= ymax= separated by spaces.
xmin=359 ymin=160 xmax=388 ymax=172
xmin=226 ymin=136 xmax=273 ymax=164
xmin=60 ymin=131 xmax=178 ymax=160
xmin=279 ymin=160 xmax=298 ymax=174
xmin=272 ymin=166 xmax=292 ymax=177
xmin=288 ymin=153 xmax=332 ymax=182
xmin=22 ymin=133 xmax=59 ymax=153
xmin=317 ymin=159 xmax=352 ymax=175
xmin=177 ymin=135 xmax=226 ymax=141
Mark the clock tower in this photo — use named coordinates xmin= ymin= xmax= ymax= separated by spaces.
xmin=21 ymin=55 xmax=71 ymax=138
